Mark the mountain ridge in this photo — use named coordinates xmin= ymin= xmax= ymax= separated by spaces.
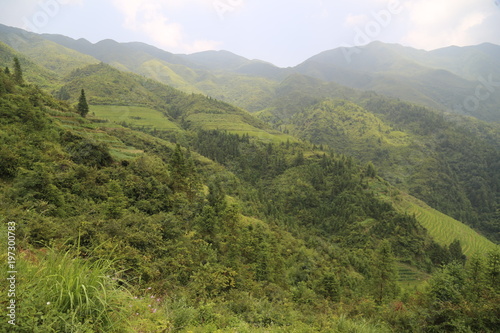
xmin=2 ymin=23 xmax=500 ymax=121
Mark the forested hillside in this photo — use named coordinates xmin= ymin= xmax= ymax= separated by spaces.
xmin=294 ymin=42 xmax=500 ymax=122
xmin=280 ymin=98 xmax=500 ymax=243
xmin=0 ymin=35 xmax=499 ymax=331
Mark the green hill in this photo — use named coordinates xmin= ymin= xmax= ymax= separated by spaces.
xmin=0 ymin=41 xmax=59 ymax=89
xmin=398 ymin=194 xmax=497 ymax=256
xmin=295 ymin=42 xmax=500 ymax=122
xmin=0 ymin=24 xmax=99 ymax=76
xmin=40 ymin=30 xmax=282 ymax=109
xmin=369 ymin=180 xmax=497 ymax=256
xmin=59 ymin=62 xmax=294 ymax=144
xmin=1 ymin=44 xmax=500 ymax=333
xmin=272 ymin=98 xmax=500 ymax=243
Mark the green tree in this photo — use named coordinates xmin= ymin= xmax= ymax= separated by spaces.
xmin=197 ymin=205 xmax=218 ymax=237
xmin=318 ymin=272 xmax=341 ymax=301
xmin=428 ymin=262 xmax=465 ymax=304
xmin=371 ymin=240 xmax=400 ymax=304
xmin=365 ymin=161 xmax=377 ymax=178
xmin=465 ymin=254 xmax=486 ymax=302
xmin=293 ymin=150 xmax=305 ymax=166
xmin=56 ymin=86 xmax=71 ymax=100
xmin=448 ymin=239 xmax=466 ymax=264
xmin=485 ymin=249 xmax=500 ymax=292
xmin=170 ymin=143 xmax=188 ymax=191
xmin=105 ymin=180 xmax=127 ymax=219
xmin=0 ymin=73 xmax=6 ymax=95
xmin=77 ymin=89 xmax=89 ymax=117
xmin=207 ymin=181 xmax=227 ymax=215
xmin=13 ymin=57 xmax=23 ymax=84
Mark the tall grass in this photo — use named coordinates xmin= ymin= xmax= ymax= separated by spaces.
xmin=3 ymin=247 xmax=131 ymax=332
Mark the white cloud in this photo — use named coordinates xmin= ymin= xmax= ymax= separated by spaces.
xmin=345 ymin=13 xmax=369 ymax=27
xmin=111 ymin=0 xmax=220 ymax=53
xmin=57 ymin=0 xmax=84 ymax=4
xmin=402 ymin=0 xmax=494 ymax=49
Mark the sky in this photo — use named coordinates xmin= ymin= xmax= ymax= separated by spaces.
xmin=0 ymin=0 xmax=499 ymax=67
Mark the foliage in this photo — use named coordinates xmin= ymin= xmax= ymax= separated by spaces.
xmin=77 ymin=88 xmax=89 ymax=117
xmin=13 ymin=57 xmax=23 ymax=84
xmin=0 ymin=248 xmax=129 ymax=332
xmin=272 ymin=98 xmax=500 ymax=243
xmin=0 ymin=54 xmax=499 ymax=332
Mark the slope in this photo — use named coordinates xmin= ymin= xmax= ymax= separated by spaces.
xmin=40 ymin=30 xmax=281 ymax=110
xmin=0 ymin=24 xmax=99 ymax=77
xmin=0 ymin=41 xmax=59 ymax=89
xmin=294 ymin=41 xmax=500 ymax=122
xmin=370 ymin=181 xmax=498 ymax=256
xmin=59 ymin=62 xmax=293 ymax=143
xmin=279 ymin=98 xmax=500 ymax=243
xmin=0 ymin=59 xmax=448 ymax=332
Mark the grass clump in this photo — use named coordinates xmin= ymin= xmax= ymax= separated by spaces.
xmin=1 ymin=247 xmax=130 ymax=332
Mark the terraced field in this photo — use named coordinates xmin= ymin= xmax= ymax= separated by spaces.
xmin=48 ymin=109 xmax=144 ymax=161
xmin=91 ymin=105 xmax=182 ymax=132
xmin=396 ymin=194 xmax=498 ymax=256
xmin=368 ymin=180 xmax=498 ymax=256
xmin=185 ymin=112 xmax=298 ymax=144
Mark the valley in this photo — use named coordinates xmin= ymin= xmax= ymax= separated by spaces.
xmin=0 ymin=23 xmax=499 ymax=332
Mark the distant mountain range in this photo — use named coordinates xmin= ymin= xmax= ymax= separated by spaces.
xmin=4 ymin=19 xmax=500 ymax=332
xmin=1 ymin=23 xmax=499 ymax=122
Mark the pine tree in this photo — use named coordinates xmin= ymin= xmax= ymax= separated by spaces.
xmin=77 ymin=89 xmax=89 ymax=117
xmin=365 ymin=161 xmax=377 ymax=178
xmin=171 ymin=144 xmax=187 ymax=180
xmin=207 ymin=181 xmax=227 ymax=215
xmin=105 ymin=181 xmax=127 ymax=219
xmin=56 ymin=86 xmax=71 ymax=100
xmin=485 ymin=249 xmax=500 ymax=292
xmin=371 ymin=240 xmax=400 ymax=304
xmin=465 ymin=254 xmax=486 ymax=302
xmin=0 ymin=73 xmax=5 ymax=95
xmin=13 ymin=57 xmax=23 ymax=84
xmin=448 ymin=239 xmax=466 ymax=264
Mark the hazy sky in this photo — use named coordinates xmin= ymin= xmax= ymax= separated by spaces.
xmin=1 ymin=0 xmax=499 ymax=67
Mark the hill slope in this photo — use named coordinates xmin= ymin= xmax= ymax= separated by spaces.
xmin=57 ymin=62 xmax=292 ymax=143
xmin=1 ymin=41 xmax=499 ymax=333
xmin=294 ymin=42 xmax=500 ymax=122
xmin=271 ymin=98 xmax=500 ymax=243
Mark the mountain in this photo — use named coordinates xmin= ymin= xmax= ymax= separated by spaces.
xmin=1 ymin=26 xmax=500 ymax=332
xmin=39 ymin=29 xmax=282 ymax=110
xmin=57 ymin=62 xmax=291 ymax=143
xmin=2 ymin=25 xmax=500 ymax=243
xmin=295 ymin=42 xmax=500 ymax=122
xmin=422 ymin=43 xmax=500 ymax=81
xmin=184 ymin=50 xmax=291 ymax=80
xmin=0 ymin=24 xmax=99 ymax=78
xmin=272 ymin=97 xmax=500 ymax=243
xmin=0 ymin=40 xmax=59 ymax=89
xmin=3 ymin=24 xmax=500 ymax=121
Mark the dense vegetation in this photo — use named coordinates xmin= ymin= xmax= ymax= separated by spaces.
xmin=276 ymin=98 xmax=500 ymax=243
xmin=2 ymin=29 xmax=500 ymax=243
xmin=1 ymin=52 xmax=499 ymax=332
